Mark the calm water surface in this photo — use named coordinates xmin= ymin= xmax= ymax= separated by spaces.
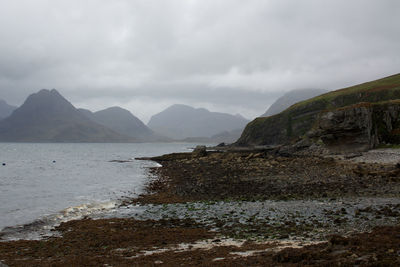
xmin=0 ymin=143 xmax=199 ymax=235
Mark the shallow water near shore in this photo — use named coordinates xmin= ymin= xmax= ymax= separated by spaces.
xmin=0 ymin=142 xmax=199 ymax=240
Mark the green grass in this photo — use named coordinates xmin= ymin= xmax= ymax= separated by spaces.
xmin=289 ymin=73 xmax=400 ymax=111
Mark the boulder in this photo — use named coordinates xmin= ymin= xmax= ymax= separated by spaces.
xmin=192 ymin=145 xmax=207 ymax=157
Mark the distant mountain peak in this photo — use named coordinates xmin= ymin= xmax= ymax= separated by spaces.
xmin=171 ymin=104 xmax=188 ymax=108
xmin=36 ymin=88 xmax=59 ymax=95
xmin=148 ymin=104 xmax=249 ymax=140
xmin=167 ymin=104 xmax=194 ymax=111
xmin=235 ymin=113 xmax=247 ymax=120
xmin=79 ymin=106 xmax=154 ymax=140
xmin=19 ymin=88 xmax=76 ymax=116
xmin=99 ymin=106 xmax=132 ymax=115
xmin=262 ymin=88 xmax=327 ymax=117
xmin=28 ymin=88 xmax=64 ymax=99
xmin=105 ymin=106 xmax=125 ymax=111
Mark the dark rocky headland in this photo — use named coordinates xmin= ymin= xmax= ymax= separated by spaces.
xmin=1 ymin=74 xmax=400 ymax=266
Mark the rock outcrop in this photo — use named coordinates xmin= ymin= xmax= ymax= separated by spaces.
xmin=309 ymin=101 xmax=400 ymax=152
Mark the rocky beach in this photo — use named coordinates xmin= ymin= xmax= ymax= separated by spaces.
xmin=1 ymin=146 xmax=399 ymax=266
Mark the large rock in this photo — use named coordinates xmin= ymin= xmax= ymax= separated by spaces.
xmin=192 ymin=145 xmax=207 ymax=157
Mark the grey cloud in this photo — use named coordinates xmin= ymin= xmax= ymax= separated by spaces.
xmin=0 ymin=0 xmax=399 ymax=122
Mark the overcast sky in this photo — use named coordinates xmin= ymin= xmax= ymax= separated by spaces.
xmin=0 ymin=0 xmax=399 ymax=122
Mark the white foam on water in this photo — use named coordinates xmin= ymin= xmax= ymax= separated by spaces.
xmin=58 ymin=201 xmax=117 ymax=220
xmin=0 ymin=200 xmax=119 ymax=241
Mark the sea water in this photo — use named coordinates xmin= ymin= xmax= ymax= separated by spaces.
xmin=0 ymin=142 xmax=199 ymax=240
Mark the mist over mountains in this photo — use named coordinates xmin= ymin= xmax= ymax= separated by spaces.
xmin=147 ymin=104 xmax=249 ymax=140
xmin=0 ymin=90 xmax=254 ymax=143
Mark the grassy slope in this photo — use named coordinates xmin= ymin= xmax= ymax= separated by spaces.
xmin=237 ymin=73 xmax=400 ymax=146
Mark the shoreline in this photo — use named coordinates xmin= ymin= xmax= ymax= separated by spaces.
xmin=1 ymin=148 xmax=400 ymax=266
xmin=133 ymin=148 xmax=400 ymax=203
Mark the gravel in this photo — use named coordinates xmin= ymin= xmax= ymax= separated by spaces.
xmin=350 ymin=148 xmax=400 ymax=164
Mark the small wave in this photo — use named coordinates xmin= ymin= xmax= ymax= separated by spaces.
xmin=0 ymin=200 xmax=118 ymax=241
xmin=59 ymin=201 xmax=117 ymax=220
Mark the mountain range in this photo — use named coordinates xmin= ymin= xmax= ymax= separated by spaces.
xmin=147 ymin=104 xmax=249 ymax=140
xmin=0 ymin=89 xmax=134 ymax=142
xmin=0 ymin=90 xmax=249 ymax=143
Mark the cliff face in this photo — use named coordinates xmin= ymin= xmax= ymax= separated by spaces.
xmin=237 ymin=73 xmax=400 ymax=150
xmin=308 ymin=101 xmax=400 ymax=152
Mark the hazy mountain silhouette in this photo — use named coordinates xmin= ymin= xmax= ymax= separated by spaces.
xmin=79 ymin=107 xmax=156 ymax=141
xmin=262 ymin=88 xmax=327 ymax=117
xmin=211 ymin=128 xmax=244 ymax=143
xmin=182 ymin=128 xmax=244 ymax=144
xmin=148 ymin=104 xmax=249 ymax=140
xmin=0 ymin=99 xmax=17 ymax=120
xmin=0 ymin=89 xmax=133 ymax=142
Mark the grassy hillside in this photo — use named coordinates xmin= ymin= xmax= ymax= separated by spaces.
xmin=237 ymin=73 xmax=400 ymax=146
